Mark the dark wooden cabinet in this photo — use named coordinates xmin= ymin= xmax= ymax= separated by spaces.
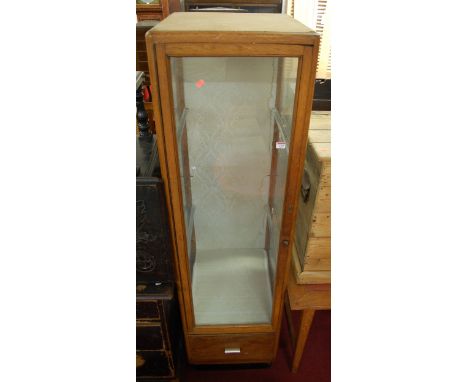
xmin=136 ymin=139 xmax=172 ymax=281
xmin=136 ymin=132 xmax=173 ymax=280
xmin=137 ymin=4 xmax=164 ymax=21
xmin=136 ymin=0 xmax=179 ymax=133
xmin=137 ymin=21 xmax=159 ymax=81
xmin=136 ymin=283 xmax=182 ymax=381
xmin=136 ymin=0 xmax=181 ymax=21
xmin=137 ymin=21 xmax=160 ymax=134
xmin=136 ymin=134 xmax=182 ymax=380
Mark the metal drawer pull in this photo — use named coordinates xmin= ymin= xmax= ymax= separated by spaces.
xmin=224 ymin=347 xmax=241 ymax=354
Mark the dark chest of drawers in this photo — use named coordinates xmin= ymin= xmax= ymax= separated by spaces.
xmin=136 ymin=135 xmax=173 ymax=282
xmin=136 ymin=282 xmax=181 ymax=381
xmin=136 ymin=134 xmax=182 ymax=381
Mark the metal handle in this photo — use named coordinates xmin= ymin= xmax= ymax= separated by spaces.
xmin=301 ymin=169 xmax=311 ymax=202
xmin=224 ymin=347 xmax=241 ymax=354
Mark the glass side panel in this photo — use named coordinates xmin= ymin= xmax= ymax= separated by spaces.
xmin=267 ymin=57 xmax=298 ymax=285
xmin=171 ymin=57 xmax=298 ymax=326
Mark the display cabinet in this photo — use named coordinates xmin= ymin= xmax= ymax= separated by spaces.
xmin=146 ymin=12 xmax=319 ymax=365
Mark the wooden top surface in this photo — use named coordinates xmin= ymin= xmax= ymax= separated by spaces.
xmin=309 ymin=111 xmax=331 ymax=161
xmin=154 ymin=12 xmax=314 ymax=34
xmin=148 ymin=12 xmax=319 ymax=45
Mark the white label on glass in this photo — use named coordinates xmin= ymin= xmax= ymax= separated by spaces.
xmin=276 ymin=142 xmax=287 ymax=149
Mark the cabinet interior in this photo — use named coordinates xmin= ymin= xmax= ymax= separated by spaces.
xmin=171 ymin=56 xmax=298 ymax=325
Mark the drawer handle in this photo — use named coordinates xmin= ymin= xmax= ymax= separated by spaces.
xmin=224 ymin=347 xmax=241 ymax=354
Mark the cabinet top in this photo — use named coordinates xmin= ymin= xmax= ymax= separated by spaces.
xmin=148 ymin=12 xmax=319 ymax=45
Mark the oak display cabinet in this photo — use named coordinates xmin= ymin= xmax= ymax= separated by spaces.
xmin=146 ymin=12 xmax=319 ymax=365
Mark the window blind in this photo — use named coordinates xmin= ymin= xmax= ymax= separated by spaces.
xmin=288 ymin=0 xmax=331 ymax=79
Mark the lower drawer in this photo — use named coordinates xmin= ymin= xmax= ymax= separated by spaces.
xmin=187 ymin=333 xmax=275 ymax=364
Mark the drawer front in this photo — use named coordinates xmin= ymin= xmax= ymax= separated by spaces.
xmin=188 ymin=333 xmax=275 ymax=364
xmin=136 ymin=301 xmax=160 ymax=320
xmin=136 ymin=324 xmax=164 ymax=350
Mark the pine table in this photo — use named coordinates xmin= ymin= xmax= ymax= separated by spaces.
xmin=285 ymin=268 xmax=331 ymax=372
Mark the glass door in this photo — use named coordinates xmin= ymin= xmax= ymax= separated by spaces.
xmin=170 ymin=56 xmax=299 ymax=326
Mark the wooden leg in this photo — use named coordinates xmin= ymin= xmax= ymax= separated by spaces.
xmin=291 ymin=309 xmax=315 ymax=373
xmin=284 ymin=292 xmax=296 ymax=348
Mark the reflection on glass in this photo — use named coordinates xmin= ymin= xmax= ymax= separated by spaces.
xmin=171 ymin=57 xmax=298 ymax=326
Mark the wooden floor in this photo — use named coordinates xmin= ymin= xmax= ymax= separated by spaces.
xmin=181 ymin=309 xmax=331 ymax=381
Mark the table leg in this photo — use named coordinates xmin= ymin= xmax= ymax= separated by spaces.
xmin=291 ymin=309 xmax=315 ymax=373
xmin=284 ymin=292 xmax=296 ymax=348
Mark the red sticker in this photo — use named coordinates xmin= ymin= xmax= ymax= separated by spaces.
xmin=195 ymin=79 xmax=205 ymax=88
